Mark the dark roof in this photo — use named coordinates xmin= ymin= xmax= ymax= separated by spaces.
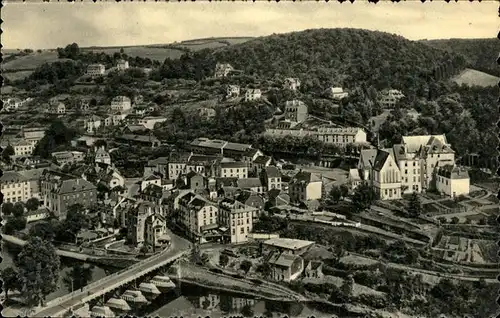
xmin=264 ymin=166 xmax=281 ymax=178
xmin=216 ymin=177 xmax=238 ymax=187
xmin=253 ymin=155 xmax=271 ymax=165
xmin=291 ymin=171 xmax=320 ymax=184
xmin=117 ymin=134 xmax=159 ymax=143
xmin=437 ymin=165 xmax=469 ymax=180
xmin=58 ymin=179 xmax=96 ymax=194
xmin=372 ymin=150 xmax=391 ymax=171
xmin=237 ymin=178 xmax=262 ymax=189
xmin=220 ymin=161 xmax=247 ymax=169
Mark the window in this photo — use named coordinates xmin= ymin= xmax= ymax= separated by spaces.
xmin=413 ymin=162 xmax=416 ymax=166
xmin=241 ymin=227 xmax=245 ymax=234
xmin=232 ymin=229 xmax=235 ymax=235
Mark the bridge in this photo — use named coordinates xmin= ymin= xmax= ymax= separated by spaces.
xmin=31 ymin=231 xmax=190 ymax=317
xmin=1 ymin=234 xmax=135 ymax=265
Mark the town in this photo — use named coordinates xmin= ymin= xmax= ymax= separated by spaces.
xmin=1 ymin=30 xmax=499 ymax=318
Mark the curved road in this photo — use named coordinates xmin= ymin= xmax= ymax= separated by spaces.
xmin=32 ymin=230 xmax=190 ymax=317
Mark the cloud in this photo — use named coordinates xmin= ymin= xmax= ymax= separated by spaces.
xmin=2 ymin=1 xmax=497 ymax=49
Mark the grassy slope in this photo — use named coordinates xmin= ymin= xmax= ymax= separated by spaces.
xmin=451 ymin=68 xmax=499 ymax=87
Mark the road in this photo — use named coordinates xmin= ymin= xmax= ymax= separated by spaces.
xmin=31 ymin=230 xmax=190 ymax=317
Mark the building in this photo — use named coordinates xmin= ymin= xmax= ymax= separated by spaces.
xmin=84 ymin=115 xmax=103 ymax=134
xmin=316 ymin=127 xmax=367 ymax=148
xmin=214 ymin=63 xmax=234 ymax=78
xmin=288 ymin=171 xmax=322 ymax=203
xmin=436 ymin=165 xmax=470 ymax=198
xmin=236 ymin=178 xmax=264 ymax=194
xmin=140 ymin=174 xmax=162 ymax=191
xmin=393 ymin=144 xmax=423 ymax=194
xmin=348 ymin=168 xmax=364 ymax=191
xmin=217 ymin=162 xmax=248 ymax=179
xmin=329 ymin=87 xmax=349 ymax=100
xmin=371 ymin=149 xmax=402 ymax=200
xmin=260 ymin=166 xmax=282 ymax=191
xmin=22 ymin=126 xmax=46 ymax=146
xmin=283 ymin=78 xmax=301 ymax=91
xmin=26 ymin=208 xmax=50 ymax=223
xmin=178 ymin=193 xmax=219 ymax=243
xmin=115 ymin=134 xmax=161 ymax=148
xmin=138 ymin=116 xmax=168 ymax=130
xmin=2 ymin=98 xmax=22 ymax=111
xmin=266 ymin=252 xmax=304 ymax=282
xmin=55 ymin=102 xmax=66 ymax=114
xmin=51 ymin=151 xmax=85 ymax=166
xmin=18 ymin=168 xmax=45 ymax=201
xmin=284 ymin=100 xmax=308 ymax=123
xmin=190 ymin=138 xmax=254 ymax=159
xmin=219 ymin=198 xmax=258 ymax=244
xmin=127 ymin=201 xmax=165 ymax=245
xmin=41 ymin=170 xmax=97 ymax=219
xmin=379 ymin=89 xmax=405 ymax=109
xmin=198 ymin=107 xmax=216 ymax=119
xmin=166 ymin=153 xmax=218 ymax=180
xmin=87 ymin=64 xmax=105 ymax=77
xmin=244 ymin=89 xmax=262 ymax=102
xmin=235 ymin=191 xmax=264 ymax=220
xmin=186 ymin=171 xmax=206 ymax=191
xmin=304 ymin=261 xmax=324 ymax=279
xmin=12 ymin=140 xmax=35 ymax=157
xmin=0 ymin=171 xmax=31 ymax=203
xmin=144 ymin=213 xmax=170 ymax=247
xmin=110 ymin=96 xmax=132 ymax=112
xmin=262 ymin=238 xmax=315 ymax=256
xmin=94 ymin=147 xmax=111 ymax=165
xmin=226 ymin=85 xmax=240 ymax=98
xmin=252 ymin=155 xmax=272 ymax=174
xmin=116 ymin=59 xmax=129 ymax=71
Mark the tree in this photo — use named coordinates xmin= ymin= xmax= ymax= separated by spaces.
xmin=241 ymin=304 xmax=254 ymax=318
xmin=2 ymin=144 xmax=15 ymax=163
xmin=219 ymin=253 xmax=229 ymax=267
xmin=63 ymin=263 xmax=94 ymax=292
xmin=140 ymin=244 xmax=150 ymax=256
xmin=63 ymin=203 xmax=90 ymax=239
xmin=15 ymin=236 xmax=61 ymax=307
xmin=350 ymin=182 xmax=377 ymax=213
xmin=407 ymin=192 xmax=422 ymax=218
xmin=240 ymin=260 xmax=253 ymax=274
xmin=29 ymin=221 xmax=57 ymax=241
xmin=2 ymin=202 xmax=14 ymax=216
xmin=341 ymin=274 xmax=354 ymax=299
xmin=1 ymin=267 xmax=20 ymax=300
xmin=3 ymin=216 xmax=27 ymax=235
xmin=25 ymin=198 xmax=41 ymax=212
xmin=259 ymin=262 xmax=272 ymax=278
xmin=339 ymin=184 xmax=349 ymax=199
xmin=328 ymin=185 xmax=342 ymax=204
xmin=12 ymin=202 xmax=25 ymax=218
xmin=201 ymin=252 xmax=210 ymax=265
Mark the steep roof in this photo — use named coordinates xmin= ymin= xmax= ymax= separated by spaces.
xmin=291 ymin=171 xmax=320 ymax=184
xmin=264 ymin=166 xmax=281 ymax=178
xmin=267 ymin=251 xmax=301 ymax=268
xmin=437 ymin=165 xmax=469 ymax=180
xmin=253 ymin=155 xmax=271 ymax=165
xmin=402 ymin=135 xmax=447 ymax=153
xmin=57 ymin=178 xmax=96 ymax=194
xmin=0 ymin=171 xmax=26 ymax=183
xmin=359 ymin=149 xmax=378 ymax=168
xmin=372 ymin=149 xmax=391 ymax=171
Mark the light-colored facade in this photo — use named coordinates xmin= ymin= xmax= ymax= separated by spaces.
xmin=226 ymin=85 xmax=240 ymax=98
xmin=284 ymin=100 xmax=308 ymax=123
xmin=214 ymin=63 xmax=234 ymax=78
xmin=51 ymin=151 xmax=85 ymax=166
xmin=95 ymin=147 xmax=111 ymax=165
xmin=87 ymin=64 xmax=105 ymax=77
xmin=261 ymin=166 xmax=282 ymax=191
xmin=283 ymin=78 xmax=301 ymax=91
xmin=117 ymin=59 xmax=129 ymax=71
xmin=372 ymin=149 xmax=402 ymax=200
xmin=138 ymin=117 xmax=168 ymax=130
xmin=84 ymin=115 xmax=103 ymax=134
xmin=178 ymin=193 xmax=219 ymax=243
xmin=379 ymin=89 xmax=405 ymax=109
xmin=219 ymin=199 xmax=257 ymax=244
xmin=110 ymin=96 xmax=132 ymax=112
xmin=288 ymin=171 xmax=322 ymax=203
xmin=436 ymin=165 xmax=470 ymax=198
xmin=13 ymin=140 xmax=35 ymax=157
xmin=267 ymin=252 xmax=304 ymax=282
xmin=329 ymin=87 xmax=349 ymax=100
xmin=316 ymin=127 xmax=367 ymax=147
xmin=244 ymin=89 xmax=262 ymax=102
xmin=217 ymin=162 xmax=248 ymax=179
xmin=0 ymin=171 xmax=31 ymax=203
xmin=22 ymin=127 xmax=46 ymax=146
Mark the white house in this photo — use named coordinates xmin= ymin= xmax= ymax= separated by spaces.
xmin=244 ymin=89 xmax=262 ymax=102
xmin=219 ymin=198 xmax=258 ymax=244
xmin=95 ymin=147 xmax=111 ymax=165
xmin=214 ymin=63 xmax=234 ymax=78
xmin=117 ymin=59 xmax=129 ymax=71
xmin=217 ymin=162 xmax=248 ymax=179
xmin=13 ymin=139 xmax=35 ymax=157
xmin=316 ymin=127 xmax=367 ymax=148
xmin=84 ymin=115 xmax=102 ymax=134
xmin=283 ymin=78 xmax=301 ymax=91
xmin=329 ymin=87 xmax=349 ymax=100
xmin=87 ymin=64 xmax=105 ymax=77
xmin=288 ymin=171 xmax=322 ymax=203
xmin=371 ymin=149 xmax=402 ymax=200
xmin=110 ymin=96 xmax=132 ymax=112
xmin=436 ymin=165 xmax=470 ymax=198
xmin=226 ymin=85 xmax=240 ymax=98
xmin=379 ymin=89 xmax=405 ymax=109
xmin=0 ymin=171 xmax=31 ymax=203
xmin=138 ymin=117 xmax=168 ymax=130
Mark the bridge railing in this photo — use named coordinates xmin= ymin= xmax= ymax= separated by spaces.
xmin=42 ymin=247 xmax=171 ymax=309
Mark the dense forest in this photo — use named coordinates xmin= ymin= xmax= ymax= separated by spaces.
xmin=156 ymin=28 xmax=466 ymax=98
xmin=422 ymin=38 xmax=499 ymax=77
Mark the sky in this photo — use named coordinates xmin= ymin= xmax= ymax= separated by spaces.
xmin=2 ymin=1 xmax=498 ymax=49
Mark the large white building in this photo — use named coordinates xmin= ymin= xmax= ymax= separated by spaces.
xmin=0 ymin=171 xmax=31 ymax=203
xmin=436 ymin=165 xmax=470 ymax=198
xmin=288 ymin=171 xmax=323 ymax=203
xmin=219 ymin=198 xmax=258 ymax=244
xmin=110 ymin=96 xmax=132 ymax=112
xmin=378 ymin=89 xmax=405 ymax=109
xmin=316 ymin=127 xmax=367 ymax=148
xmin=87 ymin=64 xmax=105 ymax=77
xmin=244 ymin=89 xmax=262 ymax=102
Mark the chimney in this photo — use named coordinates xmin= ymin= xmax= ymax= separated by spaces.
xmin=76 ymin=179 xmax=80 ymax=185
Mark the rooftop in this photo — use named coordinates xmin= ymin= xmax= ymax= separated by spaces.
xmin=263 ymin=237 xmax=315 ymax=251
xmin=267 ymin=251 xmax=301 ymax=268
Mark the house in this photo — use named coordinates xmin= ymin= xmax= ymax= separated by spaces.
xmin=115 ymin=134 xmax=161 ymax=148
xmin=284 ymin=100 xmax=308 ymax=123
xmin=219 ymin=198 xmax=258 ymax=244
xmin=2 ymin=98 xmax=22 ymax=111
xmin=436 ymin=165 xmax=470 ymax=198
xmin=40 ymin=170 xmax=97 ymax=220
xmin=110 ymin=96 xmax=132 ymax=112
xmin=122 ymin=124 xmax=148 ymax=134
xmin=22 ymin=126 xmax=46 ymax=146
xmin=190 ymin=137 xmax=254 ymax=159
xmin=12 ymin=139 xmax=35 ymax=157
xmin=252 ymin=155 xmax=272 ymax=174
xmin=304 ymin=261 xmax=324 ymax=279
xmin=266 ymin=252 xmax=304 ymax=282
xmin=26 ymin=208 xmax=50 ymax=223
xmin=198 ymin=107 xmax=216 ymax=119
xmin=80 ymin=99 xmax=91 ymax=112
xmin=217 ymin=161 xmax=248 ymax=179
xmin=166 ymin=153 xmax=218 ymax=180
xmin=348 ymin=168 xmax=364 ymax=190
xmin=186 ymin=171 xmax=206 ymax=191
xmin=0 ymin=171 xmax=31 ymax=203
xmin=140 ymin=184 xmax=164 ymax=205
xmin=260 ymin=166 xmax=282 ymax=191
xmin=262 ymin=238 xmax=315 ymax=256
xmin=235 ymin=190 xmax=264 ymax=221
xmin=140 ymin=174 xmax=162 ymax=191
xmin=226 ymin=85 xmax=240 ymax=98
xmin=316 ymin=127 xmax=368 ymax=148
xmin=267 ymin=189 xmax=290 ymax=207
xmin=237 ymin=178 xmax=264 ymax=194
xmin=127 ymin=201 xmax=165 ymax=245
xmin=244 ymin=89 xmax=262 ymax=102
xmin=378 ymin=89 xmax=405 ymax=109
xmin=87 ymin=64 xmax=105 ymax=77
xmin=18 ymin=168 xmax=45 ymax=200
xmin=84 ymin=115 xmax=103 ymax=134
xmin=283 ymin=78 xmax=301 ymax=91
xmin=116 ymin=59 xmax=129 ymax=71
xmin=393 ymin=143 xmax=423 ymax=194
xmin=55 ymin=102 xmax=66 ymax=114
xmin=214 ymin=63 xmax=234 ymax=78
xmin=94 ymin=147 xmax=111 ymax=165
xmin=138 ymin=116 xmax=168 ymax=130
xmin=328 ymin=87 xmax=349 ymax=100
xmin=145 ymin=213 xmax=170 ymax=247
xmin=51 ymin=151 xmax=85 ymax=166
xmin=288 ymin=171 xmax=322 ymax=203
xmin=178 ymin=193 xmax=220 ymax=243
xmin=371 ymin=149 xmax=402 ymax=200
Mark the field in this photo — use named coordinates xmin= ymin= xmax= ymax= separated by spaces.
xmin=3 ymin=71 xmax=34 ymax=81
xmin=81 ymin=46 xmax=184 ymax=61
xmin=2 ymin=51 xmax=62 ymax=71
xmin=452 ymin=68 xmax=499 ymax=87
xmin=173 ymin=37 xmax=254 ymax=51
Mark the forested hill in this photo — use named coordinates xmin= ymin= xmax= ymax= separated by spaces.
xmin=421 ymin=38 xmax=499 ymax=77
xmin=157 ymin=28 xmax=466 ymax=97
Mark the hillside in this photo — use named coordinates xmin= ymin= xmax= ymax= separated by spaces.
xmin=452 ymin=68 xmax=499 ymax=87
xmin=422 ymin=38 xmax=500 ymax=77
xmin=159 ymin=28 xmax=466 ymax=96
